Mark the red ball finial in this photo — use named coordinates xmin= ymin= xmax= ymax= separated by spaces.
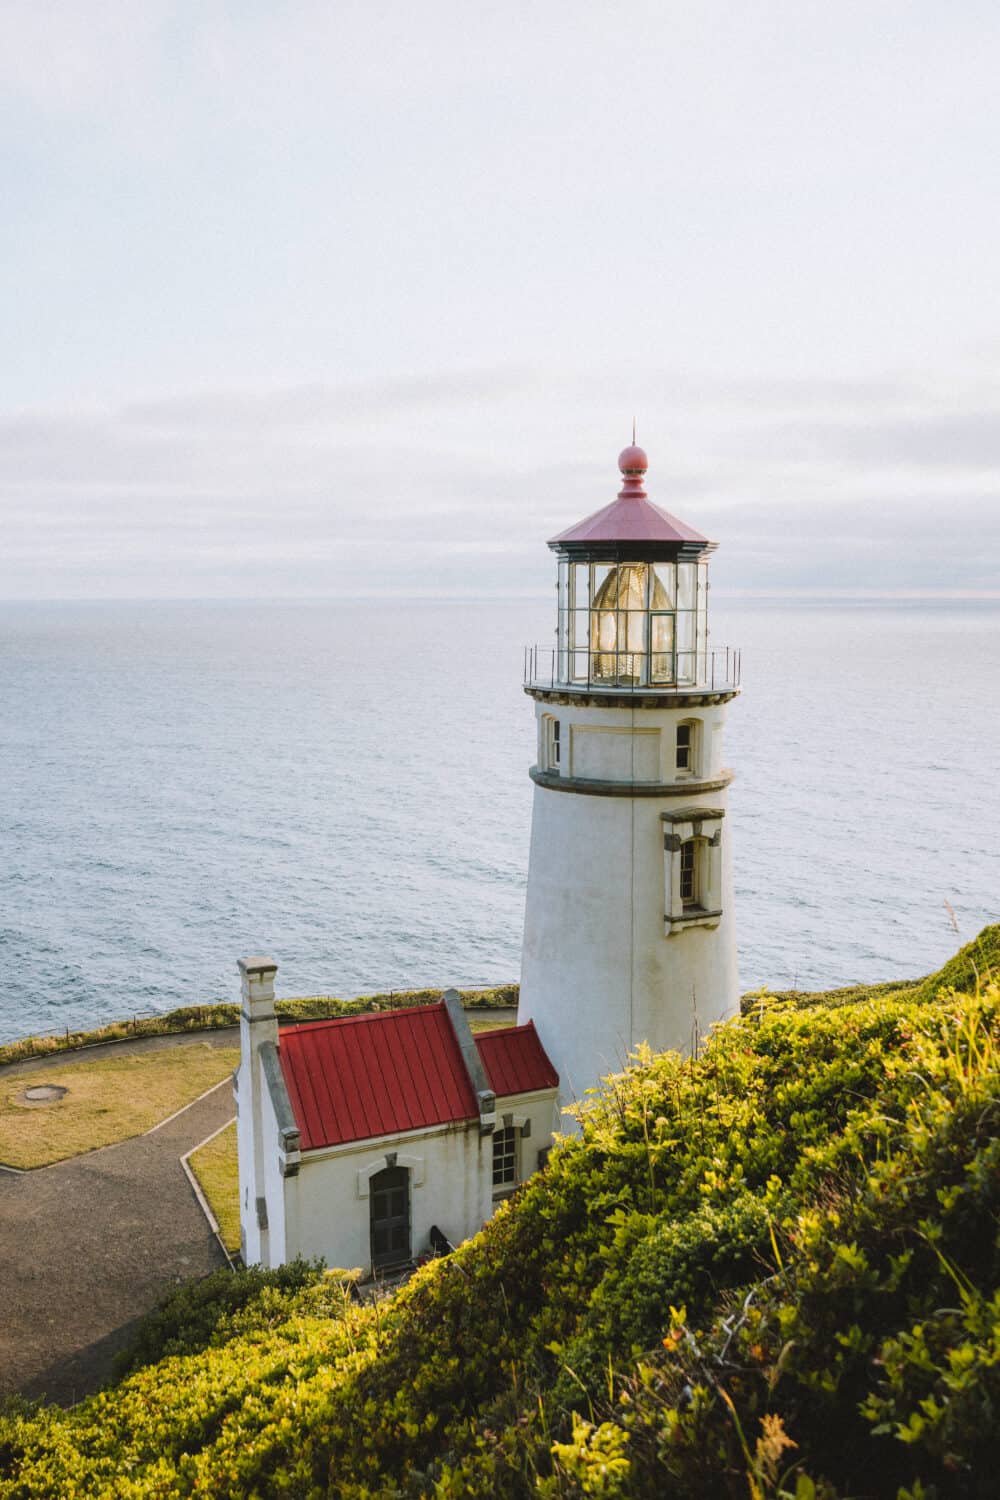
xmin=618 ymin=443 xmax=648 ymax=476
xmin=617 ymin=441 xmax=648 ymax=500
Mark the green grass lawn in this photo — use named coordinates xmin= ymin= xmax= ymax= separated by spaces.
xmin=0 ymin=1044 xmax=239 ymax=1169
xmin=189 ymin=1121 xmax=241 ymax=1255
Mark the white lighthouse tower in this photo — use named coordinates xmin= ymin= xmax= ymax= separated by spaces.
xmin=518 ymin=441 xmax=740 ymax=1113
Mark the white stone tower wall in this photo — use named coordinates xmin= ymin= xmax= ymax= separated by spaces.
xmin=519 ymin=696 xmax=738 ymax=1115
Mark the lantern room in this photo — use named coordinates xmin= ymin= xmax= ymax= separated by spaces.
xmin=525 ymin=444 xmax=739 ymax=693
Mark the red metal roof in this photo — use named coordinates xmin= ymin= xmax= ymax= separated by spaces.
xmin=475 ymin=1022 xmax=559 ymax=1097
xmin=550 ymin=445 xmax=710 ymax=549
xmin=278 ymin=1005 xmax=559 ymax=1151
xmin=279 ymin=1003 xmax=478 ymax=1151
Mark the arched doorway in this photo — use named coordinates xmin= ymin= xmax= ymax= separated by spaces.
xmin=369 ymin=1165 xmax=411 ymax=1271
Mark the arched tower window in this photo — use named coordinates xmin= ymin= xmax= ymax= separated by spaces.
xmin=663 ymin=810 xmax=725 ymax=933
xmin=540 ymin=714 xmax=561 ymax=772
xmin=675 ymin=718 xmax=702 ymax=777
xmin=680 ymin=834 xmax=695 ymax=900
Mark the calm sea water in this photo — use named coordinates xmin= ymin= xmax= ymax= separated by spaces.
xmin=1 ymin=597 xmax=998 ymax=1044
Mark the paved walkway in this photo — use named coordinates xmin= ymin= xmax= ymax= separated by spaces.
xmin=0 ymin=1032 xmax=238 ymax=1406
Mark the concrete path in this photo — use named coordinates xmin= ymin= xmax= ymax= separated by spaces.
xmin=0 ymin=1032 xmax=238 ymax=1406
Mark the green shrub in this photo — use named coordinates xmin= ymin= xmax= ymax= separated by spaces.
xmin=3 ymin=956 xmax=1000 ymax=1497
xmin=112 ymin=1259 xmax=326 ymax=1378
xmin=743 ymin=921 xmax=999 ymax=1014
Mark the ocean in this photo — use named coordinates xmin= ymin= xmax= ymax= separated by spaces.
xmin=1 ymin=596 xmax=998 ymax=1044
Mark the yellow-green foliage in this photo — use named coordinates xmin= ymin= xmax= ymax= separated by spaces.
xmin=744 ymin=921 xmax=999 ymax=1014
xmin=0 ymin=1045 xmax=239 ymax=1168
xmin=3 ymin=958 xmax=1000 ymax=1496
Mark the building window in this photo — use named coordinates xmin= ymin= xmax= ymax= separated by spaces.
xmin=680 ymin=840 xmax=700 ymax=908
xmin=676 ymin=719 xmax=700 ymax=776
xmin=492 ymin=1126 xmax=518 ymax=1186
xmin=542 ymin=715 xmax=561 ymax=772
xmin=663 ymin=811 xmax=724 ymax=934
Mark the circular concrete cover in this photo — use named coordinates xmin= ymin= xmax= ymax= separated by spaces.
xmin=20 ymin=1084 xmax=68 ymax=1104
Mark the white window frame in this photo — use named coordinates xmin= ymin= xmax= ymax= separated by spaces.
xmin=662 ymin=808 xmax=724 ymax=934
xmin=675 ymin=718 xmax=701 ymax=778
xmin=492 ymin=1124 xmax=519 ymax=1190
xmin=541 ymin=713 xmax=561 ymax=773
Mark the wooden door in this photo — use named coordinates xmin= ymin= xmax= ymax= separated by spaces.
xmin=369 ymin=1166 xmax=411 ymax=1271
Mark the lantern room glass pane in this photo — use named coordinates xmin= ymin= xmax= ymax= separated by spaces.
xmin=677 ymin=562 xmax=696 ymax=611
xmin=571 ymin=562 xmax=590 ymax=610
xmin=676 ymin=611 xmax=695 ymax=685
xmin=592 ymin=563 xmax=614 ymax=602
xmin=653 ymin=563 xmax=676 ymax=607
xmin=651 ymin=614 xmax=675 ymax=683
xmin=571 ymin=609 xmax=589 ymax=650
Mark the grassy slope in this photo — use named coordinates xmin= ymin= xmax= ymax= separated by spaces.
xmin=0 ymin=1045 xmax=239 ymax=1169
xmin=188 ymin=1121 xmax=241 ymax=1255
xmin=0 ymin=986 xmax=517 ymax=1069
xmin=2 ymin=929 xmax=999 ymax=1497
xmin=746 ymin=923 xmax=1000 ymax=1013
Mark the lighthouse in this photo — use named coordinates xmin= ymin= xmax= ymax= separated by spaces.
xmin=518 ymin=441 xmax=740 ymax=1114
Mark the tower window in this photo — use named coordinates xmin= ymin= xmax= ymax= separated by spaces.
xmin=492 ymin=1126 xmax=518 ymax=1186
xmin=676 ymin=720 xmax=700 ymax=776
xmin=542 ymin=715 xmax=561 ymax=772
xmin=680 ymin=840 xmax=699 ymax=907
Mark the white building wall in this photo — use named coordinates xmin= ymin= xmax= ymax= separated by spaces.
xmin=288 ymin=1121 xmax=493 ymax=1273
xmin=236 ymin=956 xmax=280 ymax=1267
xmin=520 ymin=696 xmax=738 ymax=1115
xmin=258 ymin=1065 xmax=288 ymax=1266
xmin=235 ymin=1058 xmax=260 ymax=1266
xmin=275 ymin=1085 xmax=560 ymax=1275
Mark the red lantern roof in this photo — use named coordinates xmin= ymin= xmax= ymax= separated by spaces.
xmin=278 ymin=1003 xmax=557 ymax=1152
xmin=550 ymin=444 xmax=712 ymax=550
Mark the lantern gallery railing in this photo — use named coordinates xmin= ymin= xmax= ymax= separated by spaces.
xmin=524 ymin=644 xmax=742 ymax=694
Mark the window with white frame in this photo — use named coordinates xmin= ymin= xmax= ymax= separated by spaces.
xmin=492 ymin=1125 xmax=518 ymax=1187
xmin=675 ymin=719 xmax=700 ymax=776
xmin=679 ymin=839 xmax=700 ymax=907
xmin=663 ymin=809 xmax=725 ymax=934
xmin=542 ymin=714 xmax=561 ymax=772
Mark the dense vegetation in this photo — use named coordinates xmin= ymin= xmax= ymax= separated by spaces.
xmin=1 ymin=929 xmax=998 ymax=1497
xmin=745 ymin=923 xmax=1000 ymax=1014
xmin=0 ymin=984 xmax=518 ymax=1067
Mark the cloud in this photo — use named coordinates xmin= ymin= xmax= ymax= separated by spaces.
xmin=1 ymin=361 xmax=999 ymax=599
xmin=119 ymin=369 xmax=532 ymax=433
xmin=771 ymin=410 xmax=1000 ymax=468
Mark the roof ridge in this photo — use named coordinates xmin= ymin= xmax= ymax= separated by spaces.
xmin=474 ymin=1020 xmax=537 ymax=1041
xmin=280 ymin=1000 xmax=447 ymax=1037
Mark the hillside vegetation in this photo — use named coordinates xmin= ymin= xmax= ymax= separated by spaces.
xmin=2 ymin=928 xmax=999 ymax=1498
xmin=0 ymin=985 xmax=517 ymax=1068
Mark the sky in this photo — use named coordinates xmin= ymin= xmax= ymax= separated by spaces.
xmin=2 ymin=1 xmax=999 ymax=600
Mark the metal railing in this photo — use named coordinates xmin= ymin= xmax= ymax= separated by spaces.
xmin=524 ymin=644 xmax=741 ymax=694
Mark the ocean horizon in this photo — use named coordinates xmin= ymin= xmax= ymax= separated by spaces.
xmin=2 ymin=593 xmax=998 ymax=1044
